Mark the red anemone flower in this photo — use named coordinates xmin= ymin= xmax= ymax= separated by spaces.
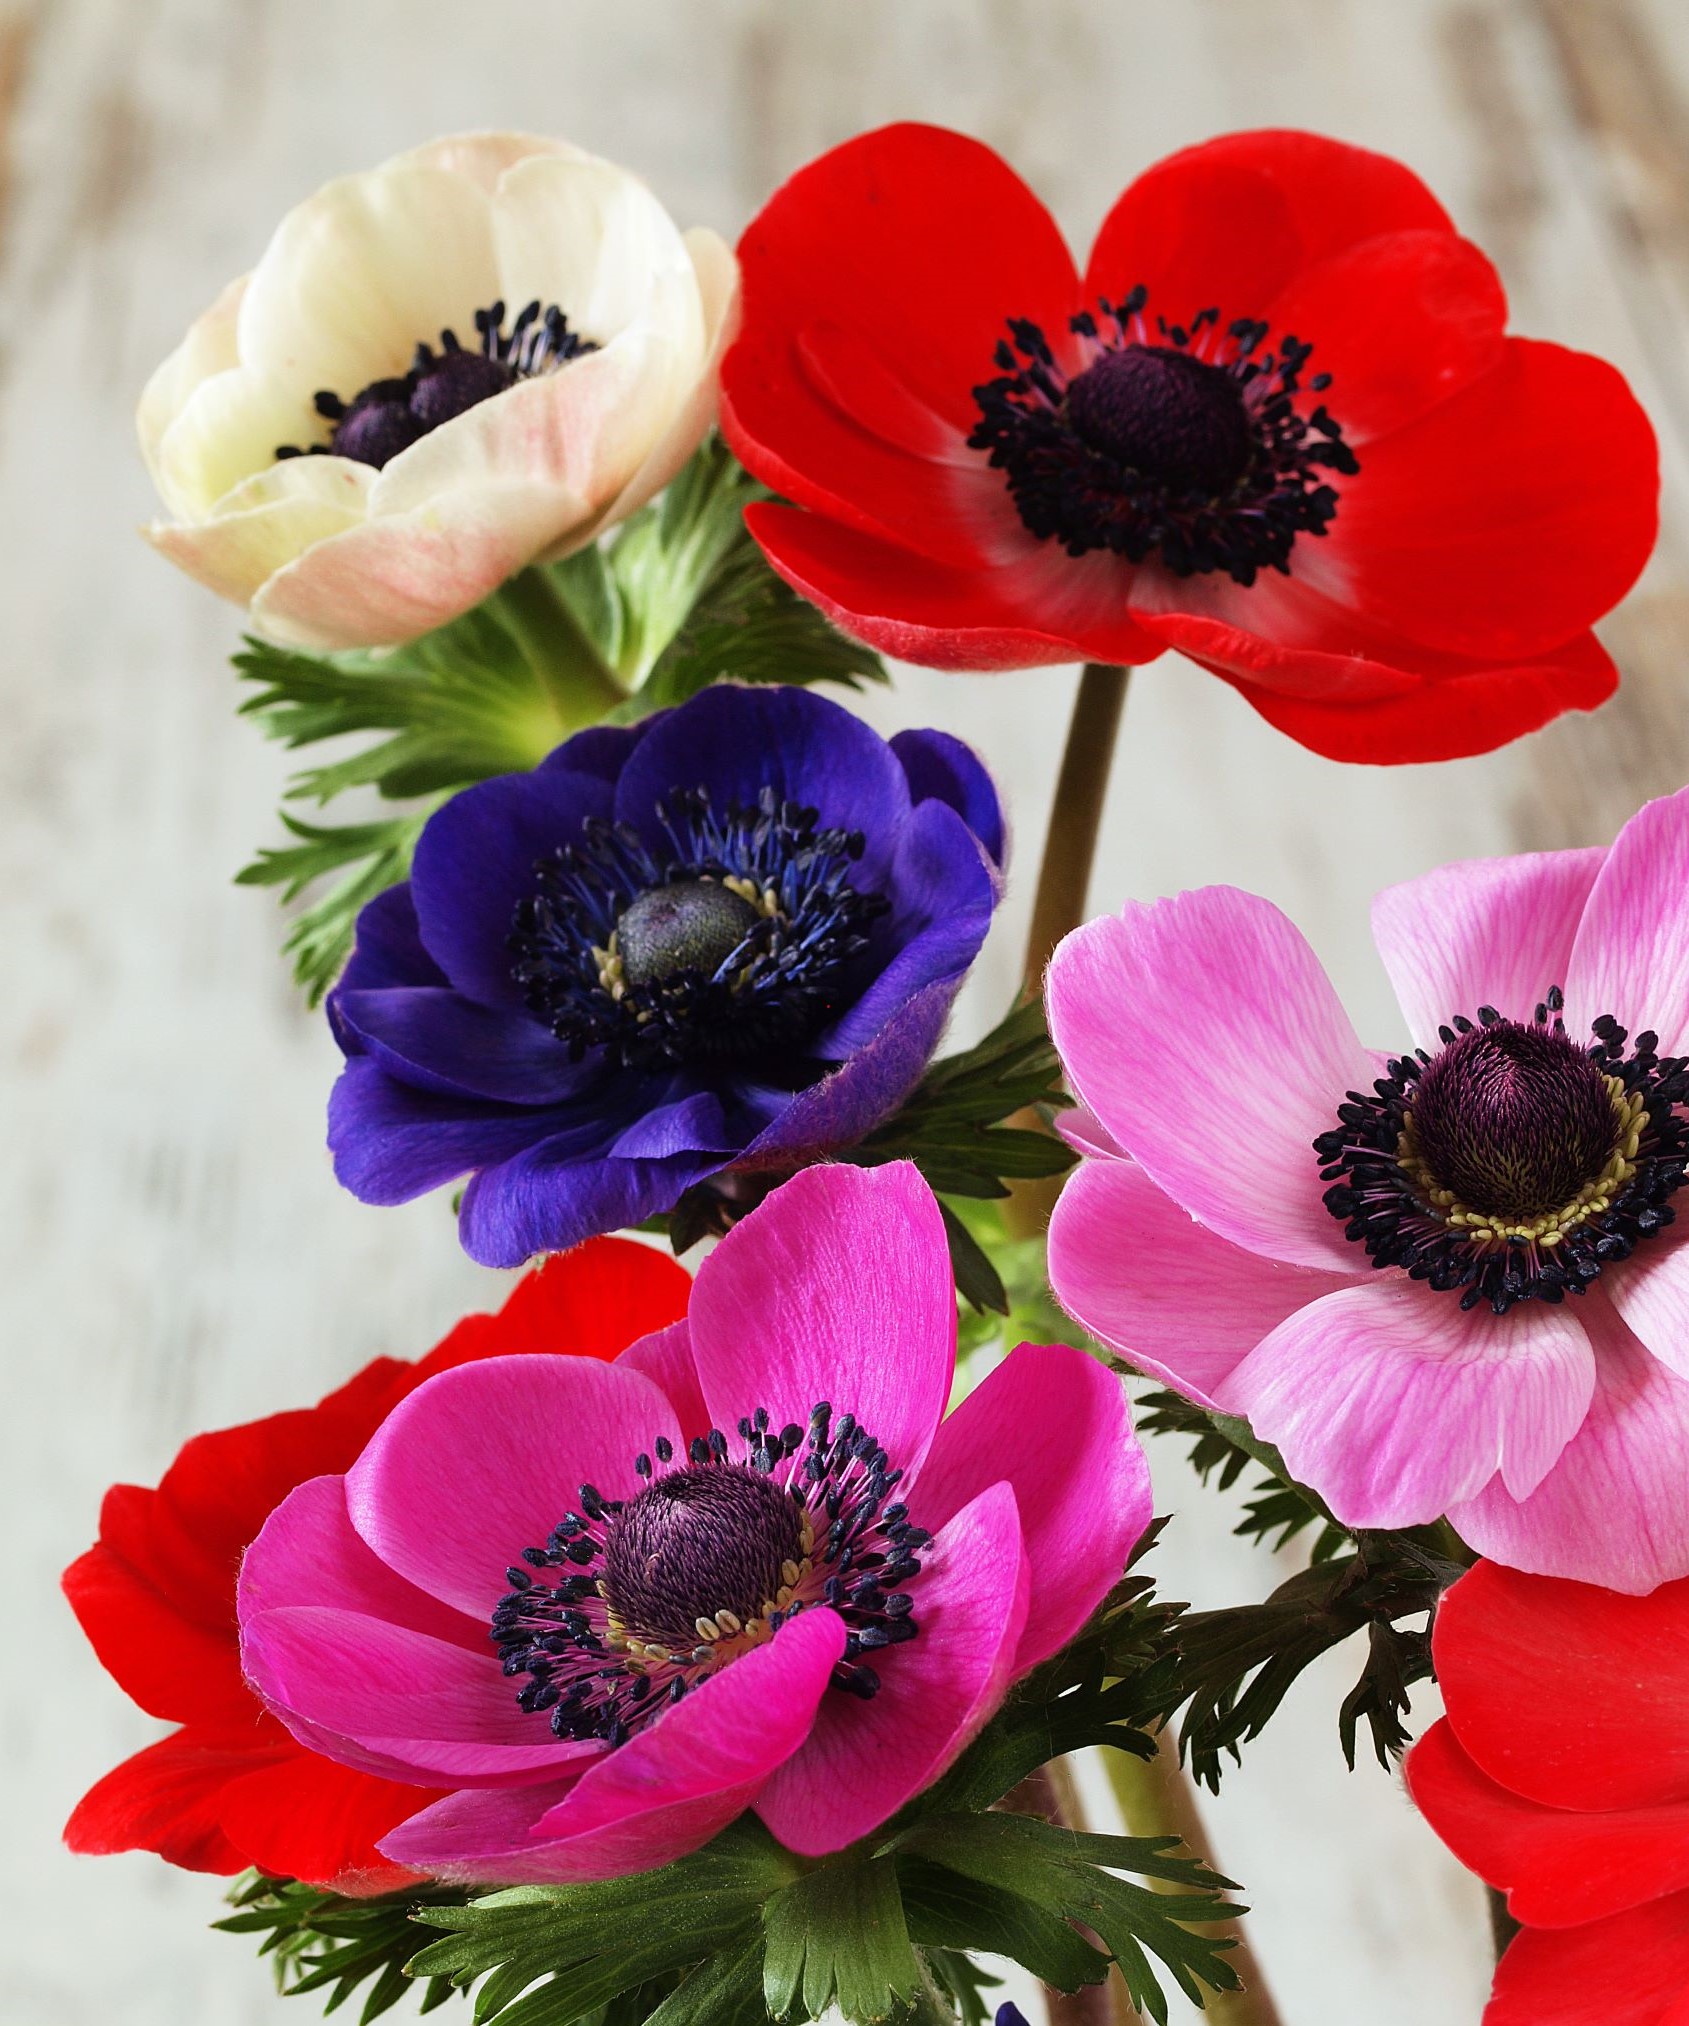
xmin=1407 ymin=1560 xmax=1689 ymax=2026
xmin=64 ymin=1237 xmax=690 ymax=1895
xmin=722 ymin=124 xmax=1658 ymax=764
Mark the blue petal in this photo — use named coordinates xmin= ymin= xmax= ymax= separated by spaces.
xmin=327 ymin=1058 xmax=598 ymax=1207
xmin=823 ymin=799 xmax=997 ymax=1057
xmin=611 ymin=685 xmax=914 ymax=892
xmin=734 ymin=976 xmax=959 ymax=1167
xmin=537 ymin=719 xmax=652 ymax=784
xmin=332 ymin=987 xmax=593 ymax=1103
xmin=611 ymin=1089 xmax=739 ymax=1159
xmin=409 ymin=766 xmax=615 ymax=1012
xmin=337 ymin=883 xmax=445 ymax=995
xmin=890 ymin=727 xmax=1005 ymax=868
xmin=458 ymin=1140 xmax=722 ymax=1266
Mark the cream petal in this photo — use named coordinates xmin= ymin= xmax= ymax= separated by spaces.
xmin=572 ymin=227 xmax=740 ymax=540
xmin=239 ymin=163 xmax=500 ymax=396
xmin=136 ymin=274 xmax=246 ymax=486
xmin=249 ymin=481 xmax=589 ymax=650
xmin=152 ymin=363 xmax=323 ymax=520
xmin=490 ymin=152 xmax=702 ymax=353
xmin=392 ymin=131 xmax=590 ymax=191
xmin=368 ymin=324 xmax=674 ymax=521
xmin=144 ymin=458 xmax=372 ymax=605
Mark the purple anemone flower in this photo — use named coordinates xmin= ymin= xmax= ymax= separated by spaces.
xmin=237 ymin=1163 xmax=1150 ymax=1881
xmin=326 ymin=685 xmax=1004 ymax=1265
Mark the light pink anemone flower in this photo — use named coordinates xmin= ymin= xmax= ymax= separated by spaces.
xmin=237 ymin=1161 xmax=1148 ymax=1882
xmin=1047 ymin=785 xmax=1689 ymax=1596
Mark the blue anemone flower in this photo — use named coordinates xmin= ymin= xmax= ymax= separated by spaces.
xmin=326 ymin=685 xmax=1005 ymax=1265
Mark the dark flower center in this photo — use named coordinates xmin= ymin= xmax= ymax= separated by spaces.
xmin=492 ymin=1402 xmax=926 ymax=1748
xmin=276 ymin=299 xmax=597 ymax=469
xmin=1064 ymin=345 xmax=1253 ymax=496
xmin=615 ymin=880 xmax=765 ymax=991
xmin=1316 ymin=990 xmax=1689 ymax=1314
xmin=1408 ymin=1022 xmax=1621 ymax=1223
xmin=969 ymin=286 xmax=1358 ymax=584
xmin=508 ymin=786 xmax=890 ymax=1071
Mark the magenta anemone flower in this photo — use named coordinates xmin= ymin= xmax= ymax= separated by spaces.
xmin=1046 ymin=786 xmax=1689 ymax=1596
xmin=237 ymin=1162 xmax=1149 ymax=1881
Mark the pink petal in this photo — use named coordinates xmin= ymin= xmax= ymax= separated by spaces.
xmin=1219 ymin=1281 xmax=1595 ymax=1527
xmin=756 ymin=1481 xmax=1030 ymax=1856
xmin=912 ymin=1342 xmax=1150 ymax=1672
xmin=240 ymin=1605 xmax=597 ymax=1785
xmin=1566 ymin=786 xmax=1689 ymax=1054
xmin=616 ymin=1318 xmax=710 ymax=1442
xmin=686 ymin=1162 xmax=955 ymax=1477
xmin=381 ymin=1606 xmax=846 ymax=1882
xmin=1046 ymin=894 xmax=1375 ymax=1272
xmin=249 ymin=482 xmax=588 ymax=652
xmin=238 ymin=1474 xmax=483 ymax=1649
xmin=1606 ymin=1229 xmax=1689 ymax=1384
xmin=1047 ymin=1157 xmax=1356 ymax=1406
xmin=1372 ymin=847 xmax=1607 ymax=1050
xmin=1057 ymin=1104 xmax=1126 ymax=1161
xmin=345 ymin=1355 xmax=681 ymax=1618
xmin=1450 ymin=1291 xmax=1689 ymax=1592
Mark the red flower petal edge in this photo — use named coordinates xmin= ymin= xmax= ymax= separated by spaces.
xmin=64 ymin=1237 xmax=690 ymax=1893
xmin=1408 ymin=1561 xmax=1689 ymax=2024
xmin=723 ymin=123 xmax=1658 ymax=763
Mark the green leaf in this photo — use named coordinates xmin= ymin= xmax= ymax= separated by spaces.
xmin=603 ymin=436 xmax=886 ymax=708
xmin=235 ymin=808 xmax=433 ymax=1006
xmin=899 ymin=1856 xmax=1107 ymax=1994
xmin=762 ymin=1855 xmax=922 ymax=2024
xmin=1136 ymin=1390 xmax=1348 ymax=1559
xmin=898 ymin=1814 xmax=1240 ymax=2026
xmin=213 ymin=1874 xmax=467 ymax=2018
xmin=409 ymin=1819 xmax=799 ymax=2024
xmin=643 ymin=1940 xmax=767 ymax=2026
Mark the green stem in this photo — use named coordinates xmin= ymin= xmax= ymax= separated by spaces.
xmin=492 ymin=567 xmax=626 ymax=729
xmin=1020 ymin=662 xmax=1131 ymax=997
xmin=1104 ymin=1736 xmax=1282 ymax=2026
xmin=1001 ymin=662 xmax=1131 ymax=1242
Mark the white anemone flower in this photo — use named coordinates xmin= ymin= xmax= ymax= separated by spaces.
xmin=138 ymin=134 xmax=739 ymax=651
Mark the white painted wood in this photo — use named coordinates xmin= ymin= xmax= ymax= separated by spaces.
xmin=7 ymin=0 xmax=1686 ymax=2018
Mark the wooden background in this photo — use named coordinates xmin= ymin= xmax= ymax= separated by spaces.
xmin=8 ymin=0 xmax=1689 ymax=2019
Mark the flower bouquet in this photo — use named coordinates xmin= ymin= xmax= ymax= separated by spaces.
xmin=67 ymin=119 xmax=1678 ymax=2026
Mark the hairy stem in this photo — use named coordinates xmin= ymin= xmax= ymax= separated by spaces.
xmin=1105 ymin=1735 xmax=1282 ymax=2026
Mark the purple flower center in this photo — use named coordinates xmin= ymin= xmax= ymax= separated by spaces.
xmin=275 ymin=300 xmax=597 ymax=469
xmin=1316 ymin=990 xmax=1689 ymax=1314
xmin=1409 ymin=1021 xmax=1620 ymax=1223
xmin=491 ymin=1401 xmax=925 ymax=1748
xmin=508 ymin=786 xmax=890 ymax=1071
xmin=968 ymin=285 xmax=1358 ymax=583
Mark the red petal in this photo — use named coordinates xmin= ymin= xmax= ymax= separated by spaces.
xmin=217 ymin=1752 xmax=441 ymax=1896
xmin=64 ymin=1723 xmax=290 ymax=1874
xmin=1436 ymin=1561 xmax=1689 ymax=1812
xmin=413 ymin=1234 xmax=691 ymax=1381
xmin=1085 ymin=129 xmax=1455 ymax=317
xmin=1485 ymin=1895 xmax=1689 ymax=2026
xmin=62 ymin=1545 xmax=248 ymax=1726
xmin=730 ymin=121 xmax=1080 ymax=432
xmin=1202 ymin=626 xmax=1617 ymax=763
xmin=744 ymin=500 xmax=1162 ymax=672
xmin=725 ymin=124 xmax=1083 ymax=570
xmin=1266 ymin=232 xmax=1507 ymax=443
xmin=1306 ymin=338 xmax=1658 ymax=659
xmin=1408 ymin=1719 xmax=1689 ymax=1927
